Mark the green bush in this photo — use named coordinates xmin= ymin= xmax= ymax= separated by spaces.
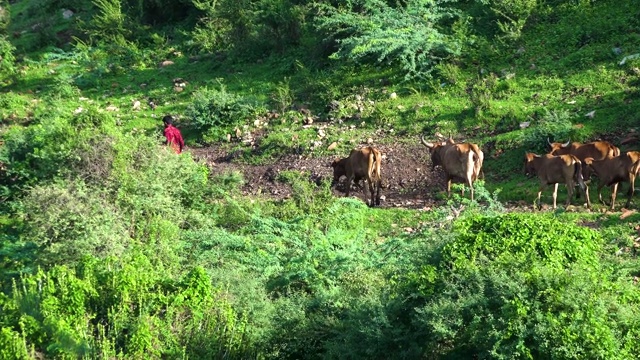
xmin=0 ymin=258 xmax=254 ymax=358
xmin=0 ymin=35 xmax=15 ymax=85
xmin=186 ymin=84 xmax=265 ymax=142
xmin=445 ymin=212 xmax=601 ymax=269
xmin=315 ymin=0 xmax=462 ymax=79
xmin=18 ymin=180 xmax=130 ymax=266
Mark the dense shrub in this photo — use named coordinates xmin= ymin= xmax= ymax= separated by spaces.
xmin=445 ymin=212 xmax=601 ymax=269
xmin=0 ymin=35 xmax=14 ymax=85
xmin=18 ymin=180 xmax=129 ymax=266
xmin=186 ymin=84 xmax=265 ymax=142
xmin=0 ymin=258 xmax=254 ymax=358
xmin=315 ymin=0 xmax=462 ymax=79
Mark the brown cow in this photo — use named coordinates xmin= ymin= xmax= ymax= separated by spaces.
xmin=331 ymin=146 xmax=382 ymax=207
xmin=421 ymin=136 xmax=484 ymax=201
xmin=583 ymin=151 xmax=640 ymax=210
xmin=548 ymin=138 xmax=620 ymax=159
xmin=524 ymin=153 xmax=587 ymax=210
xmin=548 ymin=138 xmax=620 ymax=200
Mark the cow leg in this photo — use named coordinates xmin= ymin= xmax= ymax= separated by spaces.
xmin=597 ymin=182 xmax=607 ymax=206
xmin=467 ymin=177 xmax=474 ymax=201
xmin=447 ymin=178 xmax=452 ymax=198
xmin=375 ymin=179 xmax=381 ymax=206
xmin=584 ymin=182 xmax=591 ymax=208
xmin=551 ymin=183 xmax=559 ymax=209
xmin=566 ymin=182 xmax=574 ymax=207
xmin=610 ymin=183 xmax=619 ymax=210
xmin=345 ymin=174 xmax=354 ymax=198
xmin=536 ymin=183 xmax=547 ymax=210
xmin=625 ymin=174 xmax=635 ymax=209
xmin=367 ymin=178 xmax=375 ymax=207
xmin=362 ymin=179 xmax=370 ymax=205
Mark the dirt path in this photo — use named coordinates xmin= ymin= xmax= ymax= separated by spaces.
xmin=190 ymin=142 xmax=449 ymax=209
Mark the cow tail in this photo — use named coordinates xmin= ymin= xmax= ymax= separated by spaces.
xmin=368 ymin=152 xmax=375 ymax=181
xmin=374 ymin=150 xmax=382 ymax=182
xmin=574 ymin=161 xmax=586 ymax=191
xmin=471 ymin=150 xmax=480 ymax=180
xmin=368 ymin=150 xmax=381 ymax=182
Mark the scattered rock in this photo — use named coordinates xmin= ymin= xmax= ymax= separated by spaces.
xmin=62 ymin=9 xmax=74 ymax=19
xmin=619 ymin=53 xmax=640 ymax=66
xmin=585 ymin=110 xmax=596 ymax=118
xmin=389 ymin=92 xmax=397 ymax=99
xmin=132 ymin=100 xmax=141 ymax=110
xmin=159 ymin=60 xmax=174 ymax=67
xmin=327 ymin=142 xmax=338 ymax=151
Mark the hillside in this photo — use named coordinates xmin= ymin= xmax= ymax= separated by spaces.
xmin=1 ymin=0 xmax=640 ymax=358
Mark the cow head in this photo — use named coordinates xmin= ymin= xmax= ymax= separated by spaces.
xmin=331 ymin=157 xmax=347 ymax=185
xmin=547 ymin=138 xmax=572 ymax=155
xmin=582 ymin=157 xmax=595 ymax=179
xmin=421 ymin=135 xmax=447 ymax=169
xmin=524 ymin=152 xmax=537 ymax=177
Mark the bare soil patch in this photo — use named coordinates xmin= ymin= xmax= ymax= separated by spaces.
xmin=190 ymin=142 xmax=449 ymax=209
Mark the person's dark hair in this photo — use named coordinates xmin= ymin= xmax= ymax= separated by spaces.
xmin=162 ymin=115 xmax=174 ymax=125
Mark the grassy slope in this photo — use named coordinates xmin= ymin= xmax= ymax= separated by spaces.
xmin=3 ymin=0 xmax=640 ymax=206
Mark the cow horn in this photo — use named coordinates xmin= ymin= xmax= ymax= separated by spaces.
xmin=420 ymin=135 xmax=433 ymax=148
xmin=561 ymin=139 xmax=571 ymax=148
xmin=547 ymin=137 xmax=553 ymax=147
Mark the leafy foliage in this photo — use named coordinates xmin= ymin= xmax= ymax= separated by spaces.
xmin=2 ymin=0 xmax=640 ymax=358
xmin=315 ymin=0 xmax=463 ymax=79
xmin=186 ymin=83 xmax=265 ymax=142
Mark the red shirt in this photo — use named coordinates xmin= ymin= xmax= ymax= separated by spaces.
xmin=164 ymin=125 xmax=184 ymax=154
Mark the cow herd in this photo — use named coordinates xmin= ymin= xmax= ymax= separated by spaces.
xmin=331 ymin=135 xmax=640 ymax=211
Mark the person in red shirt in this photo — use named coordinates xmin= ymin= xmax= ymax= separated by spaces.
xmin=162 ymin=115 xmax=184 ymax=154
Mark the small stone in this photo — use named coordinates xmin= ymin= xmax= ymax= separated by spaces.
xmin=62 ymin=9 xmax=74 ymax=19
xmin=327 ymin=142 xmax=338 ymax=151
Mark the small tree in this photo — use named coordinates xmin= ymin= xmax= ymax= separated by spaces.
xmin=314 ymin=0 xmax=462 ymax=80
xmin=0 ymin=0 xmax=15 ymax=85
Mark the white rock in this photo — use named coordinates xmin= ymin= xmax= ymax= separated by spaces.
xmin=62 ymin=9 xmax=74 ymax=19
